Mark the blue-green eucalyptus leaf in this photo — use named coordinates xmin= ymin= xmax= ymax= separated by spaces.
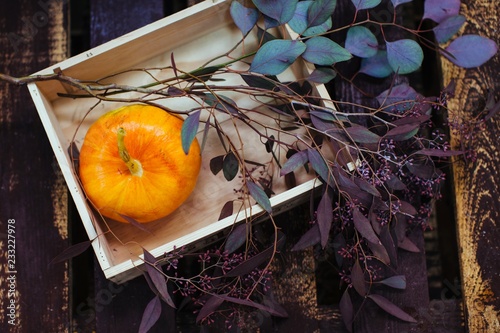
xmin=308 ymin=0 xmax=337 ymax=27
xmin=288 ymin=1 xmax=332 ymax=36
xmin=386 ymin=39 xmax=423 ymax=74
xmin=247 ymin=180 xmax=272 ymax=213
xmin=345 ymin=26 xmax=378 ymax=58
xmin=359 ymin=51 xmax=393 ymax=78
xmin=181 ymin=110 xmax=200 ymax=155
xmin=230 ymin=1 xmax=259 ymax=36
xmin=303 ymin=36 xmax=352 ymax=66
xmin=433 ymin=15 xmax=466 ymax=44
xmin=443 ymin=35 xmax=498 ymax=68
xmin=250 ymin=39 xmax=306 ymax=75
xmin=252 ymin=0 xmax=298 ymax=24
xmin=351 ymin=0 xmax=382 ymax=10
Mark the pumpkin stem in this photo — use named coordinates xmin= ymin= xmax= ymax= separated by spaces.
xmin=117 ymin=127 xmax=143 ymax=177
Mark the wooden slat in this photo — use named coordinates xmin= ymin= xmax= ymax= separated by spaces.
xmin=440 ymin=1 xmax=500 ymax=332
xmin=0 ymin=1 xmax=70 ymax=332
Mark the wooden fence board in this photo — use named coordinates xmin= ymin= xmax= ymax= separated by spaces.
xmin=440 ymin=1 xmax=500 ymax=332
xmin=0 ymin=1 xmax=70 ymax=332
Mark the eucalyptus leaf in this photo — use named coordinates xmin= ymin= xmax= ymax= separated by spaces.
xmin=308 ymin=67 xmax=337 ymax=83
xmin=423 ymin=0 xmax=460 ymax=23
xmin=247 ymin=180 xmax=272 ymax=213
xmin=181 ymin=110 xmax=200 ymax=155
xmin=317 ymin=189 xmax=333 ymax=248
xmin=350 ymin=0 xmax=382 ymax=10
xmin=368 ymin=294 xmax=417 ymax=322
xmin=252 ymin=0 xmax=298 ymax=24
xmin=391 ymin=0 xmax=412 ymax=7
xmin=433 ymin=15 xmax=466 ymax=44
xmin=280 ymin=150 xmax=309 ymax=176
xmin=345 ymin=26 xmax=378 ymax=58
xmin=138 ymin=296 xmax=162 ymax=333
xmin=443 ymin=35 xmax=498 ymax=68
xmin=250 ymin=39 xmax=306 ymax=75
xmin=359 ymin=51 xmax=393 ymax=78
xmin=386 ymin=39 xmax=423 ymax=74
xmin=223 ymin=151 xmax=239 ymax=181
xmin=288 ymin=1 xmax=332 ymax=36
xmin=230 ymin=0 xmax=259 ymax=35
xmin=303 ymin=36 xmax=352 ymax=66
xmin=308 ymin=0 xmax=337 ymax=27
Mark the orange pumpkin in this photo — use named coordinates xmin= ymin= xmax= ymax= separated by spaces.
xmin=79 ymin=104 xmax=201 ymax=223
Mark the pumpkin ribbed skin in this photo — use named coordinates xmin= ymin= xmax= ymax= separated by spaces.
xmin=79 ymin=104 xmax=201 ymax=223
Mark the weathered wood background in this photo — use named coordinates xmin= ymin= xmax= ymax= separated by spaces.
xmin=0 ymin=0 xmax=498 ymax=332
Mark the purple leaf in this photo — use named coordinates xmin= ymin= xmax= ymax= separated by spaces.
xmin=339 ymin=289 xmax=354 ymax=332
xmin=406 ymin=161 xmax=437 ymax=179
xmin=138 ymin=296 xmax=162 ymax=333
xmin=351 ymin=259 xmax=367 ymax=296
xmin=354 ymin=177 xmax=381 ymax=197
xmin=224 ymin=235 xmax=285 ymax=277
xmin=345 ymin=125 xmax=381 ymax=143
xmin=385 ymin=174 xmax=407 ymax=191
xmin=384 ymin=123 xmax=420 ymax=141
xmin=368 ymin=294 xmax=417 ymax=322
xmin=359 ymin=50 xmax=393 ymax=78
xmin=433 ymin=15 xmax=466 ymax=44
xmin=281 ymin=150 xmax=309 ymax=176
xmin=351 ymin=0 xmax=382 ymax=10
xmin=307 ymin=148 xmax=331 ymax=185
xmin=288 ymin=1 xmax=332 ymax=37
xmin=210 ymin=155 xmax=224 ymax=176
xmin=308 ymin=67 xmax=337 ymax=83
xmin=416 ymin=148 xmax=464 ymax=157
xmin=443 ymin=35 xmax=498 ymax=68
xmin=219 ymin=201 xmax=234 ymax=221
xmin=367 ymin=240 xmax=390 ymax=265
xmin=308 ymin=0 xmax=337 ymax=27
xmin=484 ymin=95 xmax=500 ymax=121
xmin=143 ymin=248 xmax=176 ymax=308
xmin=379 ymin=225 xmax=398 ymax=266
xmin=352 ymin=208 xmax=381 ymax=244
xmin=398 ymin=236 xmax=420 ymax=253
xmin=49 ymin=240 xmax=91 ymax=265
xmin=377 ymin=83 xmax=420 ymax=113
xmin=223 ymin=151 xmax=239 ymax=181
xmin=224 ymin=223 xmax=246 ymax=253
xmin=303 ymin=36 xmax=352 ymax=66
xmin=247 ymin=180 xmax=272 ymax=213
xmin=252 ymin=0 xmax=298 ymax=24
xmin=423 ymin=0 xmax=460 ymax=23
xmin=250 ymin=39 xmax=307 ymax=75
xmin=399 ymin=201 xmax=417 ymax=216
xmin=379 ymin=275 xmax=407 ymax=289
xmin=196 ymin=295 xmax=225 ymax=323
xmin=219 ymin=295 xmax=288 ymax=317
xmin=292 ymin=224 xmax=321 ymax=251
xmin=386 ymin=39 xmax=424 ymax=74
xmin=230 ymin=0 xmax=258 ymax=35
xmin=181 ymin=110 xmax=200 ymax=155
xmin=345 ymin=26 xmax=378 ymax=58
xmin=317 ymin=189 xmax=333 ymax=248
xmin=167 ymin=86 xmax=184 ymax=96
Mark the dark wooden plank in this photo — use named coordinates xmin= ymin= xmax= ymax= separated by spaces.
xmin=0 ymin=0 xmax=70 ymax=332
xmin=89 ymin=0 xmax=164 ymax=47
xmin=85 ymin=1 xmax=179 ymax=332
xmin=327 ymin=1 xmax=431 ymax=332
xmin=440 ymin=1 xmax=500 ymax=332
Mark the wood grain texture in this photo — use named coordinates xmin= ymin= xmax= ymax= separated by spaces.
xmin=90 ymin=0 xmax=164 ymax=47
xmin=440 ymin=1 xmax=500 ymax=332
xmin=0 ymin=0 xmax=69 ymax=332
xmin=329 ymin=1 xmax=431 ymax=332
